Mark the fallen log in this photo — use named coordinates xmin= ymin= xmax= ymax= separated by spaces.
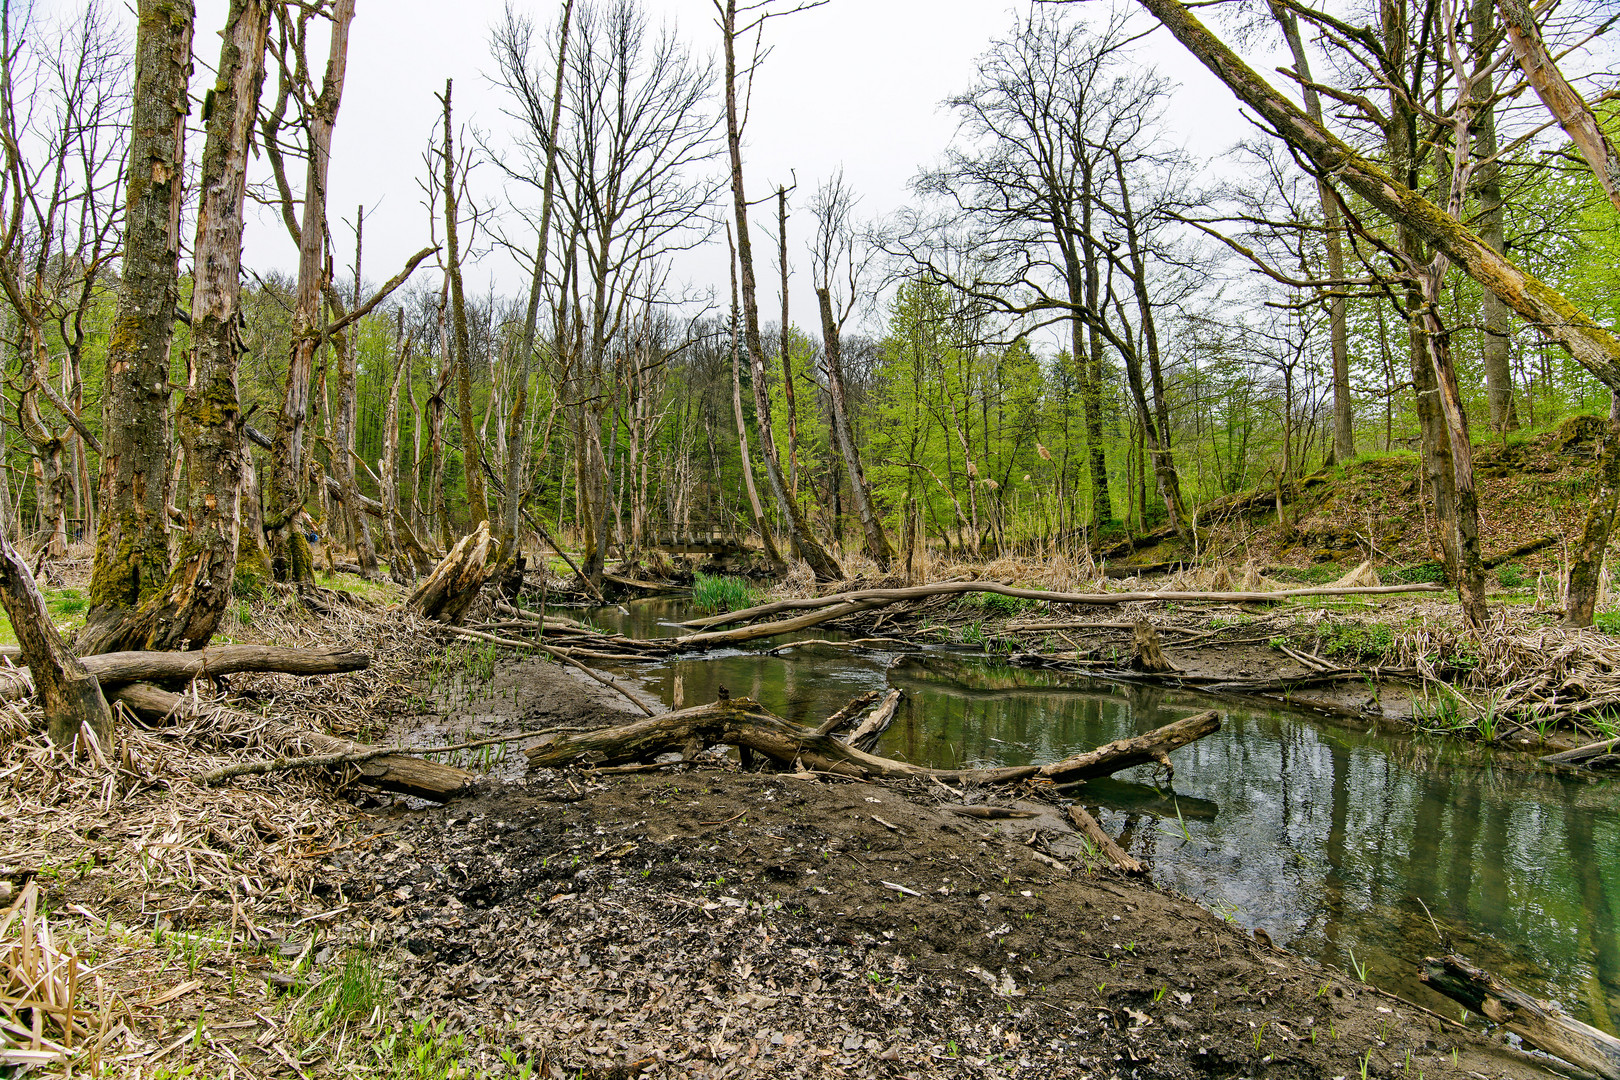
xmin=1421 ymin=953 xmax=1620 ymax=1079
xmin=678 ymin=580 xmax=1445 ymax=630
xmin=110 ymin=683 xmax=475 ymax=801
xmin=525 ymin=698 xmax=1220 ymax=786
xmin=1540 ymin=735 xmax=1620 ymax=768
xmin=407 ymin=522 xmax=491 ymax=624
xmin=676 ymin=599 xmax=891 ymax=647
xmin=1037 ymin=710 xmax=1220 ymax=783
xmin=0 ymin=646 xmax=371 ymax=705
xmin=814 ymin=690 xmax=882 ymax=737
xmin=845 ymin=688 xmax=903 ymax=752
xmin=1068 ymin=804 xmax=1145 ymax=874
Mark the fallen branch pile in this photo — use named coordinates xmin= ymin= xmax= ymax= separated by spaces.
xmin=526 ymin=698 xmax=1220 ymax=785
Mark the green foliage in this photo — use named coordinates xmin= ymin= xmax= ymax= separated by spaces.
xmin=1595 ymin=612 xmax=1620 ymax=635
xmin=1389 ymin=561 xmax=1447 ymax=585
xmin=1320 ymin=622 xmax=1395 ymax=661
xmin=691 ymin=572 xmax=759 ymax=614
xmin=965 ymin=591 xmax=1035 ymax=616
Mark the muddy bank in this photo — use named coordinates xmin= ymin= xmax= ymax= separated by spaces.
xmin=337 ymin=657 xmax=1562 ymax=1079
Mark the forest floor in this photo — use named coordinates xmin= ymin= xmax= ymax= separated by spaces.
xmin=0 ymin=577 xmax=1589 ymax=1080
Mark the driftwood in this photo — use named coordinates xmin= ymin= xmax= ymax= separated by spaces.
xmin=678 ymin=580 xmax=1445 ymax=630
xmin=814 ymin=690 xmax=882 ymax=736
xmin=1068 ymin=804 xmax=1145 ymax=874
xmin=0 ymin=646 xmax=369 ymax=707
xmin=946 ymin=805 xmax=1038 ymax=820
xmin=526 ymin=698 xmax=1220 ymax=786
xmin=407 ymin=521 xmax=491 ymax=623
xmin=844 ymin=688 xmax=903 ymax=752
xmin=677 ymin=599 xmax=890 ymax=646
xmin=1421 ymin=953 xmax=1620 ymax=1079
xmin=1540 ymin=735 xmax=1620 ymax=769
xmin=198 ymin=728 xmax=563 ymax=785
xmin=110 ymin=683 xmax=475 ymax=801
xmin=1129 ymin=620 xmax=1178 ymax=674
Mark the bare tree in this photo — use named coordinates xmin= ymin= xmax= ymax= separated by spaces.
xmin=713 ymin=0 xmax=842 ymax=581
xmin=809 ymin=170 xmax=892 ymax=567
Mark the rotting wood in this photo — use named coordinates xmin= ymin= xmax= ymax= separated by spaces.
xmin=1129 ymin=620 xmax=1178 ymax=674
xmin=1068 ymin=804 xmax=1146 ymax=874
xmin=198 ymin=727 xmax=566 ymax=785
xmin=407 ymin=521 xmax=491 ymax=623
xmin=109 ymin=683 xmax=475 ymax=801
xmin=80 ymin=645 xmax=367 ymax=688
xmin=676 ymin=599 xmax=891 ymax=647
xmin=814 ymin=690 xmax=881 ymax=737
xmin=844 ymin=688 xmax=903 ymax=752
xmin=947 ymin=806 xmax=1039 ymax=820
xmin=1540 ymin=736 xmax=1620 ymax=768
xmin=525 ymin=698 xmax=1219 ymax=786
xmin=1421 ymin=953 xmax=1620 ymax=1079
xmin=678 ymin=581 xmax=1444 ymax=630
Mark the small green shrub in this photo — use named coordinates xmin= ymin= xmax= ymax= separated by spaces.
xmin=1595 ymin=611 xmax=1620 ymax=635
xmin=1496 ymin=563 xmax=1527 ymax=588
xmin=968 ymin=591 xmax=1035 ymax=616
xmin=1390 ymin=561 xmax=1446 ymax=585
xmin=1320 ymin=622 xmax=1395 ymax=661
xmin=691 ymin=572 xmax=760 ymax=613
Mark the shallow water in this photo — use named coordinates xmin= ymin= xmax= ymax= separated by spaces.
xmin=583 ymin=597 xmax=1620 ymax=1030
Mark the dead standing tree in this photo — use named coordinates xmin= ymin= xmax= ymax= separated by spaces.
xmin=809 ymin=170 xmax=893 ymax=568
xmin=79 ymin=0 xmax=191 ymax=648
xmin=713 ymin=0 xmax=842 ymax=582
xmin=261 ymin=0 xmax=354 ymax=586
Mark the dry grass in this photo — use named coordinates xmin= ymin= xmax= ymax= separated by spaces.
xmin=0 ymin=585 xmax=454 ymax=1074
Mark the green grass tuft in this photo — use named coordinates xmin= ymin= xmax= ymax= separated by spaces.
xmin=691 ymin=572 xmax=759 ymax=614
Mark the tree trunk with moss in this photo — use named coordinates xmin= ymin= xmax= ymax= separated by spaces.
xmin=265 ymin=0 xmax=353 ymax=586
xmin=80 ymin=0 xmax=193 ymax=651
xmin=95 ymin=0 xmax=270 ymax=652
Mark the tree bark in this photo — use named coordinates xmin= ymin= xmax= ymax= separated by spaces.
xmin=90 ymin=0 xmax=270 ymax=654
xmin=818 ymin=286 xmax=893 ymax=567
xmin=727 ymin=226 xmax=785 ymax=571
xmin=82 ymin=0 xmax=193 ymax=642
xmin=0 ymin=527 xmax=111 ymax=749
xmin=266 ymin=0 xmax=354 ymax=586
xmin=1564 ymin=407 xmax=1620 ymax=628
xmin=778 ymin=185 xmax=799 ymax=497
xmin=1472 ymin=0 xmax=1519 ymax=433
xmin=717 ymin=0 xmax=840 ymax=582
xmin=1272 ymin=3 xmax=1354 ymax=461
xmin=441 ymin=79 xmax=488 ymax=529
xmin=407 ymin=521 xmax=492 ymax=624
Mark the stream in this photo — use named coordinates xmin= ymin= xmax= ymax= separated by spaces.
xmin=579 ymin=596 xmax=1620 ymax=1032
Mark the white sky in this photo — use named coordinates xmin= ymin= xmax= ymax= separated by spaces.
xmin=186 ymin=0 xmax=1255 ymax=338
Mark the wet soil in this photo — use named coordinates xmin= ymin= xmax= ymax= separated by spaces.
xmin=330 ymin=661 xmax=1561 ymax=1079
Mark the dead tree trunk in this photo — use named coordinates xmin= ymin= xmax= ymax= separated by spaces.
xmin=82 ymin=0 xmax=193 ymax=647
xmin=265 ymin=0 xmax=353 ymax=586
xmin=727 ymin=225 xmax=785 ymax=572
xmin=1422 ymin=954 xmax=1620 ymax=1080
xmin=1129 ymin=620 xmax=1177 ymax=673
xmin=717 ymin=0 xmax=840 ymax=582
xmin=819 ymin=286 xmax=893 ymax=568
xmin=0 ymin=526 xmax=112 ymax=749
xmin=408 ymin=521 xmax=491 ymax=624
xmin=97 ymin=0 xmax=270 ymax=654
xmin=441 ymin=79 xmax=488 ymax=528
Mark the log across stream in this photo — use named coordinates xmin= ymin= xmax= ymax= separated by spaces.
xmin=572 ymin=595 xmax=1620 ymax=1036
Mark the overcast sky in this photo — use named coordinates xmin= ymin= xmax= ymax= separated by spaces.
xmin=175 ymin=0 xmax=1255 ymax=337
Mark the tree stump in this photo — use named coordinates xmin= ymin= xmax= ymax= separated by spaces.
xmin=1129 ymin=619 xmax=1178 ymax=673
xmin=407 ymin=521 xmax=491 ymax=624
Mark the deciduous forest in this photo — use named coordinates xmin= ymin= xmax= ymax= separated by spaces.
xmin=1 ymin=0 xmax=1618 ymax=1076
